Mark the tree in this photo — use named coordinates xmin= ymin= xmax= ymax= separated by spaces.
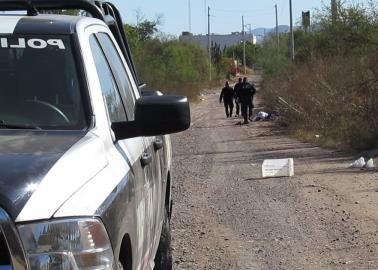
xmin=225 ymin=42 xmax=260 ymax=68
xmin=135 ymin=20 xmax=159 ymax=41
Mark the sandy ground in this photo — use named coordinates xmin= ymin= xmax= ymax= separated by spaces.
xmin=170 ymin=75 xmax=378 ymax=270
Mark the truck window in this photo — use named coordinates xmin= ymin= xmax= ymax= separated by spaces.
xmin=96 ymin=32 xmax=136 ymax=121
xmin=89 ymin=35 xmax=127 ymax=123
xmin=0 ymin=35 xmax=86 ymax=130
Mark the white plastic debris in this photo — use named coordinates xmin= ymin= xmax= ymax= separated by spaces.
xmin=252 ymin=111 xmax=269 ymax=121
xmin=349 ymin=157 xmax=366 ymax=168
xmin=365 ymin=158 xmax=375 ymax=168
xmin=257 ymin=111 xmax=269 ymax=119
xmin=262 ymin=158 xmax=294 ymax=178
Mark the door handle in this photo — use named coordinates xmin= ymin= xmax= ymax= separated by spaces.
xmin=154 ymin=138 xmax=164 ymax=151
xmin=140 ymin=152 xmax=152 ymax=167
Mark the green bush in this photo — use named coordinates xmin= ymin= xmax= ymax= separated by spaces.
xmin=225 ymin=42 xmax=260 ymax=68
xmin=132 ymin=39 xmax=209 ymax=99
xmin=125 ymin=21 xmax=216 ymax=99
xmin=257 ymin=34 xmax=292 ymax=75
xmin=259 ymin=1 xmax=377 ymax=68
xmin=260 ymin=1 xmax=378 ymax=150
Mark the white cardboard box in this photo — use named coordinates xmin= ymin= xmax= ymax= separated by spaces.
xmin=262 ymin=158 xmax=294 ymax=178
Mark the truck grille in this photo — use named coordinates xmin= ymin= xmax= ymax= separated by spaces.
xmin=0 ymin=232 xmax=11 ymax=267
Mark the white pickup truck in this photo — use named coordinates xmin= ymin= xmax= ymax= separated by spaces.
xmin=0 ymin=1 xmax=190 ymax=270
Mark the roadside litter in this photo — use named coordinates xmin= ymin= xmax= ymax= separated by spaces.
xmin=255 ymin=111 xmax=269 ymax=121
xmin=365 ymin=158 xmax=375 ymax=168
xmin=349 ymin=157 xmax=365 ymax=168
xmin=262 ymin=158 xmax=294 ymax=178
xmin=349 ymin=157 xmax=375 ymax=169
xmin=253 ymin=111 xmax=280 ymax=122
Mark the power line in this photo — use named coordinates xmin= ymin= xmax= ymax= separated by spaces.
xmin=212 ymin=9 xmax=274 ymax=17
xmin=243 ymin=11 xmax=275 ymax=18
xmin=213 ymin=12 xmax=275 ymax=18
xmin=211 ymin=15 xmax=239 ymax=19
xmin=212 ymin=7 xmax=272 ymax=13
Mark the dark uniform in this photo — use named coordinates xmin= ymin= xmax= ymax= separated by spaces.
xmin=233 ymin=80 xmax=243 ymax=116
xmin=239 ymin=81 xmax=256 ymax=123
xmin=220 ymin=84 xmax=234 ymax=118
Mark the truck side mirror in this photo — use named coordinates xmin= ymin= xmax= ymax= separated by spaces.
xmin=111 ymin=95 xmax=191 ymax=140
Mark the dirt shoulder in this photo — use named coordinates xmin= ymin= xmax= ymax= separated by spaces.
xmin=171 ymin=75 xmax=378 ymax=270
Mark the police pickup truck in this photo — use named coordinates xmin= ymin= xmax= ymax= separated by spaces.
xmin=0 ymin=1 xmax=190 ymax=270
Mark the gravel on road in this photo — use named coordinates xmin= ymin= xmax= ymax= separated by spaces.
xmin=171 ymin=75 xmax=378 ymax=270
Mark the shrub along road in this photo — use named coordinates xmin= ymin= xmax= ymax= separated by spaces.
xmin=171 ymin=75 xmax=378 ymax=270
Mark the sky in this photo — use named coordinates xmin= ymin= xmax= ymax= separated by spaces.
xmin=109 ymin=0 xmax=371 ymax=36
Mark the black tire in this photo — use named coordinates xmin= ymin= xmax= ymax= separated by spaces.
xmin=154 ymin=210 xmax=172 ymax=270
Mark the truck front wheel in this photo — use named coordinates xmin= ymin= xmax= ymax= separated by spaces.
xmin=154 ymin=210 xmax=172 ymax=270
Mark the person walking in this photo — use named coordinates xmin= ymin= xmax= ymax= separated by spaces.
xmin=239 ymin=77 xmax=256 ymax=124
xmin=220 ymin=81 xmax=234 ymax=118
xmin=233 ymin=77 xmax=243 ymax=117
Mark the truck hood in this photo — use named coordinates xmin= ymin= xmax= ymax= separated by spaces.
xmin=14 ymin=131 xmax=108 ymax=222
xmin=0 ymin=130 xmax=85 ymax=220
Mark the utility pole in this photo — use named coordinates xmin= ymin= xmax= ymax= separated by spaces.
xmin=275 ymin=4 xmax=280 ymax=50
xmin=242 ymin=16 xmax=246 ymax=74
xmin=188 ymin=0 xmax=192 ymax=32
xmin=289 ymin=0 xmax=295 ymax=61
xmin=208 ymin=6 xmax=212 ymax=81
xmin=246 ymin=23 xmax=252 ymax=35
xmin=331 ymin=0 xmax=337 ymax=24
xmin=302 ymin=11 xmax=310 ymax=32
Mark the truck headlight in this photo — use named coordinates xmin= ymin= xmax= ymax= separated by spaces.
xmin=17 ymin=218 xmax=114 ymax=270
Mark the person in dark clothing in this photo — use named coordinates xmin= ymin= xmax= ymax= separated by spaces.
xmin=220 ymin=81 xmax=234 ymax=118
xmin=233 ymin=77 xmax=243 ymax=117
xmin=239 ymin=77 xmax=256 ymax=124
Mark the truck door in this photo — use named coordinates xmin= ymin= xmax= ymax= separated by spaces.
xmin=94 ymin=32 xmax=159 ymax=266
xmin=87 ymin=33 xmax=148 ymax=267
xmin=144 ymin=135 xmax=164 ymax=250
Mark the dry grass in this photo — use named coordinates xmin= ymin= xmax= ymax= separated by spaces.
xmin=262 ymin=54 xmax=378 ymax=150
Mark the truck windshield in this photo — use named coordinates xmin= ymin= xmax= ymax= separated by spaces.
xmin=0 ymin=35 xmax=86 ymax=130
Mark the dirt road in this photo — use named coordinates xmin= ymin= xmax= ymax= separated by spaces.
xmin=171 ymin=75 xmax=378 ymax=270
